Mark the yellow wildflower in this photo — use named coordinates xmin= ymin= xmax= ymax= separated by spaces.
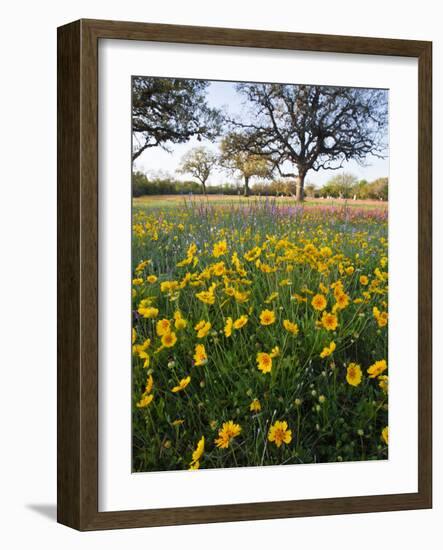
xmin=346 ymin=363 xmax=362 ymax=386
xmin=264 ymin=291 xmax=279 ymax=304
xmin=268 ymin=420 xmax=292 ymax=448
xmin=283 ymin=319 xmax=299 ymax=335
xmin=320 ymin=341 xmax=336 ymax=358
xmin=367 ymin=359 xmax=387 ymax=378
xmin=136 ymin=393 xmax=154 ymax=408
xmin=373 ymin=306 xmax=388 ymax=327
xmin=196 ymin=289 xmax=215 ymax=305
xmin=321 ymin=311 xmax=338 ymax=331
xmin=256 ymin=352 xmax=272 ymax=373
xmin=195 ymin=320 xmax=211 ymax=338
xmin=233 ymin=315 xmax=248 ymax=330
xmin=189 ymin=436 xmax=205 ymax=470
xmin=213 ymin=240 xmax=227 ymax=258
xmin=259 ymin=309 xmax=276 ymax=326
xmin=214 ymin=421 xmax=241 ymax=448
xmin=311 ymin=294 xmax=327 ymax=311
xmin=174 ymin=311 xmax=187 ymax=330
xmin=160 ymin=280 xmax=179 ymax=294
xmin=291 ymin=293 xmax=307 ymax=303
xmin=212 ymin=261 xmax=226 ymax=276
xmin=133 ymin=338 xmax=150 ymax=359
xmin=135 ymin=259 xmax=150 ymax=273
xmin=161 ymin=331 xmax=177 ymax=348
xmin=144 ymin=374 xmax=154 ymax=394
xmin=378 ymin=375 xmax=389 ymax=393
xmin=319 ymin=282 xmax=329 ymax=294
xmin=194 ymin=344 xmax=207 ymax=366
xmin=177 ymin=243 xmax=197 ymax=267
xmin=233 ymin=290 xmax=250 ymax=303
xmin=171 ymin=376 xmax=191 ymax=393
xmin=138 ymin=302 xmax=158 ymax=319
xmin=156 ymin=318 xmax=171 ymax=336
xmin=256 ymin=260 xmax=277 ymax=273
xmin=244 ymin=246 xmax=261 ymax=262
xmin=224 ymin=317 xmax=233 ymax=337
xmin=171 ymin=419 xmax=185 ymax=427
xmin=249 ymin=398 xmax=261 ymax=412
xmin=335 ymin=292 xmax=350 ymax=310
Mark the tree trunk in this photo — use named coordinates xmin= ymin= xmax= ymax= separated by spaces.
xmin=201 ymin=181 xmax=207 ymax=195
xmin=244 ymin=175 xmax=250 ymax=197
xmin=295 ymin=170 xmax=306 ymax=202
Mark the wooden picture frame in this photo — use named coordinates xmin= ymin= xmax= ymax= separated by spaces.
xmin=57 ymin=18 xmax=432 ymax=530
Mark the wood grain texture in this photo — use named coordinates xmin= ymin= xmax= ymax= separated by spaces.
xmin=417 ymin=42 xmax=432 ymax=506
xmin=83 ymin=18 xmax=429 ymax=57
xmin=57 ymin=19 xmax=432 ymax=531
xmin=57 ymin=20 xmax=81 ymax=528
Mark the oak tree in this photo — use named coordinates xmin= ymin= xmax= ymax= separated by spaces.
xmin=132 ymin=77 xmax=221 ymax=162
xmin=232 ymin=83 xmax=388 ymax=201
xmin=219 ymin=133 xmax=273 ymax=196
xmin=177 ymin=147 xmax=218 ymax=195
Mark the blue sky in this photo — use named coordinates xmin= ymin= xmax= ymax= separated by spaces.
xmin=133 ymin=81 xmax=389 ymax=187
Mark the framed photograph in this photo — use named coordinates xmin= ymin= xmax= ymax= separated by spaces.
xmin=57 ymin=19 xmax=432 ymax=530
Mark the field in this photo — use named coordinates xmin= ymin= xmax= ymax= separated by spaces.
xmin=131 ymin=196 xmax=388 ymax=472
xmin=133 ymin=194 xmax=388 ymax=210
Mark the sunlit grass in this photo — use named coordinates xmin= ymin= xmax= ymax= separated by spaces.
xmin=133 ymin=194 xmax=388 ymax=211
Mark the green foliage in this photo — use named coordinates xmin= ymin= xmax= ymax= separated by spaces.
xmin=133 ymin=170 xmax=388 ymax=201
xmin=367 ymin=178 xmax=389 ymax=201
xmin=132 ymin=77 xmax=222 ymax=161
xmin=320 ymin=173 xmax=358 ymax=198
xmin=177 ymin=146 xmax=218 ymax=193
xmin=219 ymin=132 xmax=273 ymax=195
xmin=304 ymin=182 xmax=320 ymax=198
xmin=252 ymin=179 xmax=297 ymax=196
xmin=132 ymin=171 xmax=241 ymax=197
xmin=319 ymin=174 xmax=388 ymax=200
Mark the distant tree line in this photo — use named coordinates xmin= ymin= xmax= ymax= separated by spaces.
xmin=132 ymin=171 xmax=241 ymax=197
xmin=133 ymin=170 xmax=388 ymax=200
xmin=305 ymin=173 xmax=388 ymax=200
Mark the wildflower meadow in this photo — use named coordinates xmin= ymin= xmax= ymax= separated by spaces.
xmin=131 ymin=197 xmax=388 ymax=472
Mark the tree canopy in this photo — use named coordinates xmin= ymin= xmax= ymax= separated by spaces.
xmin=177 ymin=147 xmax=218 ymax=195
xmin=219 ymin=133 xmax=273 ymax=196
xmin=231 ymin=83 xmax=388 ymax=200
xmin=317 ymin=175 xmax=388 ymax=200
xmin=132 ymin=77 xmax=221 ymax=161
xmin=321 ymin=172 xmax=358 ymax=198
